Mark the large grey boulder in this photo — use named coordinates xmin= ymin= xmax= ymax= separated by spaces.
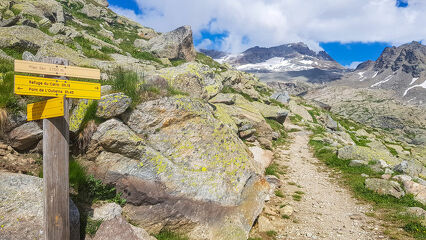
xmin=9 ymin=122 xmax=42 ymax=151
xmin=252 ymin=101 xmax=288 ymax=124
xmin=209 ymin=93 xmax=236 ymax=105
xmin=270 ymin=91 xmax=290 ymax=104
xmin=96 ymin=93 xmax=132 ymax=118
xmin=393 ymin=160 xmax=426 ymax=178
xmin=337 ymin=145 xmax=399 ymax=165
xmin=402 ymin=180 xmax=426 ymax=205
xmin=93 ymin=216 xmax=155 ymax=240
xmin=0 ymin=172 xmax=80 ymax=240
xmin=0 ymin=25 xmax=52 ymax=49
xmin=325 ymin=115 xmax=338 ymax=131
xmin=80 ymin=3 xmax=101 ymax=19
xmin=89 ymin=96 xmax=269 ymax=239
xmin=139 ymin=25 xmax=196 ymax=61
xmin=365 ymin=178 xmax=405 ymax=198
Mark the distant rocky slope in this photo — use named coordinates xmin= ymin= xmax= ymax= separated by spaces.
xmin=201 ymin=42 xmax=345 ymax=84
xmin=337 ymin=41 xmax=426 ymax=105
xmin=0 ymin=0 xmax=291 ymax=239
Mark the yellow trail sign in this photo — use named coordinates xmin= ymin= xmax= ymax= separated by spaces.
xmin=27 ymin=97 xmax=64 ymax=121
xmin=14 ymin=60 xmax=100 ymax=80
xmin=14 ymin=75 xmax=101 ymax=100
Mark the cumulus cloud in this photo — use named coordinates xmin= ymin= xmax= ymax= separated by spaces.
xmin=110 ymin=0 xmax=426 ymax=53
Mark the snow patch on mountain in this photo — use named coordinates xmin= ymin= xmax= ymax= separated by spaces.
xmin=404 ymin=79 xmax=426 ymax=96
xmin=410 ymin=77 xmax=419 ymax=85
xmin=371 ymin=75 xmax=393 ymax=87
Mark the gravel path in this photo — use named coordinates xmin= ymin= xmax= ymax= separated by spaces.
xmin=252 ymin=124 xmax=389 ymax=240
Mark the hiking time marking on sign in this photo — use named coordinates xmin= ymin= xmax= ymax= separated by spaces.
xmin=14 ymin=75 xmax=101 ymax=100
xmin=27 ymin=97 xmax=65 ymax=121
xmin=14 ymin=60 xmax=101 ymax=80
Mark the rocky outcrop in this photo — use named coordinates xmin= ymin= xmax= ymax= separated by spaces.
xmin=393 ymin=160 xmax=426 ymax=178
xmin=338 ymin=145 xmax=399 ymax=166
xmin=365 ymin=178 xmax=405 ymax=198
xmin=96 ymin=93 xmax=132 ymax=118
xmin=8 ymin=122 xmax=42 ymax=151
xmin=0 ymin=25 xmax=52 ymax=50
xmin=148 ymin=62 xmax=223 ymax=99
xmin=0 ymin=172 xmax=80 ymax=240
xmin=402 ymin=180 xmax=426 ymax=205
xmin=86 ymin=96 xmax=270 ymax=239
xmin=271 ymin=91 xmax=290 ymax=104
xmin=139 ymin=26 xmax=196 ymax=61
xmin=289 ymin=100 xmax=312 ymax=122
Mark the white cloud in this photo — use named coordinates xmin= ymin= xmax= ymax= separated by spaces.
xmin=110 ymin=0 xmax=426 ymax=53
xmin=345 ymin=61 xmax=363 ymax=69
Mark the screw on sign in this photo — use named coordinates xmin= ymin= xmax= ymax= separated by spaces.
xmin=14 ymin=60 xmax=101 ymax=240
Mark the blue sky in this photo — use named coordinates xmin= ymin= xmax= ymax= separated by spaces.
xmin=110 ymin=0 xmax=424 ymax=68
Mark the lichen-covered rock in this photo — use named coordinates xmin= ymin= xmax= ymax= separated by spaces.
xmin=88 ymin=96 xmax=269 ymax=239
xmin=35 ymin=42 xmax=94 ymax=66
xmin=9 ymin=122 xmax=42 ymax=151
xmin=365 ymin=178 xmax=405 ymax=198
xmin=148 ymin=62 xmax=223 ymax=100
xmin=80 ymin=3 xmax=101 ymax=18
xmin=252 ymin=101 xmax=288 ymax=123
xmin=338 ymin=145 xmax=399 ymax=165
xmin=139 ymin=25 xmax=196 ymax=61
xmin=213 ymin=94 xmax=274 ymax=149
xmin=289 ymin=100 xmax=313 ymax=122
xmin=221 ymin=70 xmax=266 ymax=101
xmin=0 ymin=25 xmax=52 ymax=49
xmin=89 ymin=119 xmax=144 ymax=159
xmin=209 ymin=93 xmax=236 ymax=105
xmin=70 ymin=99 xmax=94 ymax=132
xmin=96 ymin=93 xmax=131 ymax=118
xmin=0 ymin=172 xmax=80 ymax=240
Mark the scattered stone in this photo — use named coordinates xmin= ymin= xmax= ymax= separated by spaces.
xmin=365 ymin=178 xmax=405 ymax=198
xmin=289 ymin=100 xmax=313 ymax=122
xmin=22 ymin=51 xmax=36 ymax=61
xmin=381 ymin=174 xmax=392 ymax=180
xmin=9 ymin=122 xmax=42 ymax=151
xmin=280 ymin=205 xmax=294 ymax=216
xmin=392 ymin=174 xmax=412 ymax=182
xmin=139 ymin=25 xmax=196 ymax=61
xmin=96 ymin=93 xmax=132 ymax=118
xmin=271 ymin=91 xmax=290 ymax=104
xmin=93 ymin=216 xmax=154 ymax=240
xmin=361 ymin=173 xmax=369 ymax=178
xmin=325 ymin=115 xmax=338 ymax=131
xmin=91 ymin=203 xmax=122 ymax=221
xmin=257 ymin=216 xmax=276 ymax=232
xmin=384 ymin=168 xmax=394 ymax=175
xmin=338 ymin=145 xmax=398 ymax=166
xmin=349 ymin=160 xmax=368 ymax=167
xmin=406 ymin=207 xmax=426 ymax=218
xmin=101 ymin=85 xmax=113 ymax=96
xmin=239 ymin=129 xmax=256 ymax=138
xmin=249 ymin=146 xmax=273 ymax=172
xmin=49 ymin=22 xmax=65 ymax=34
xmin=134 ymin=38 xmax=147 ymax=49
xmin=402 ymin=180 xmax=426 ymax=205
xmin=393 ymin=160 xmax=425 ymax=178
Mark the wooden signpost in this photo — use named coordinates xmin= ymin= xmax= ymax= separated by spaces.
xmin=14 ymin=60 xmax=101 ymax=240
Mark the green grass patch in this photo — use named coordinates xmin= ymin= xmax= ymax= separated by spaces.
xmin=195 ymin=52 xmax=226 ymax=72
xmin=265 ymin=163 xmax=285 ymax=178
xmin=386 ymin=145 xmax=399 ymax=157
xmin=289 ymin=114 xmax=303 ymax=123
xmin=85 ymin=218 xmax=103 ymax=236
xmin=292 ymin=194 xmax=302 ymax=201
xmin=275 ymin=190 xmax=284 ymax=198
xmin=282 ymin=214 xmax=290 ymax=219
xmin=307 ymin=110 xmax=319 ymax=124
xmin=266 ymin=118 xmax=288 ymax=147
xmin=403 ymin=221 xmax=426 ymax=239
xmin=295 ymin=191 xmax=305 ymax=195
xmin=266 ymin=230 xmax=277 ymax=237
xmin=0 ymin=70 xmax=22 ymax=113
xmin=78 ymin=100 xmax=102 ymax=132
xmin=109 ymin=68 xmax=140 ymax=103
xmin=269 ymin=99 xmax=286 ymax=108
xmin=171 ymin=59 xmax=186 ymax=67
xmin=155 ymin=230 xmax=189 ymax=240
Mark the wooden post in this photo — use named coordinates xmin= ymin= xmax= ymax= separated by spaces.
xmin=43 ymin=95 xmax=70 ymax=240
xmin=42 ymin=58 xmax=70 ymax=240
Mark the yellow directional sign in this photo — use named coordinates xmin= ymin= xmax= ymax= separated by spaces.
xmin=14 ymin=75 xmax=101 ymax=99
xmin=14 ymin=60 xmax=101 ymax=80
xmin=27 ymin=97 xmax=64 ymax=121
